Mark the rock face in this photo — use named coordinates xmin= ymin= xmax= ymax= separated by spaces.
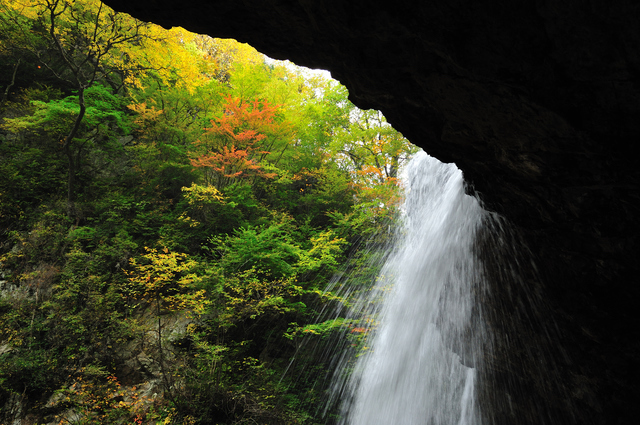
xmin=104 ymin=1 xmax=640 ymax=423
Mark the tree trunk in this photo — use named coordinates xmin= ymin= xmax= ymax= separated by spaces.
xmin=63 ymin=86 xmax=87 ymax=218
xmin=1 ymin=59 xmax=20 ymax=104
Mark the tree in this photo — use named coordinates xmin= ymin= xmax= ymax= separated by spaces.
xmin=330 ymin=107 xmax=418 ymax=185
xmin=124 ymin=247 xmax=208 ymax=400
xmin=190 ymin=95 xmax=291 ymax=188
xmin=0 ymin=0 xmax=155 ymax=216
xmin=1 ymin=84 xmax=131 ymax=209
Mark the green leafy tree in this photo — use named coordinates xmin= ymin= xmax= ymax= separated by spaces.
xmin=328 ymin=103 xmax=418 ymax=185
xmin=124 ymin=247 xmax=208 ymax=400
xmin=2 ymin=84 xmax=131 ymax=214
xmin=0 ymin=0 xmax=153 ymax=216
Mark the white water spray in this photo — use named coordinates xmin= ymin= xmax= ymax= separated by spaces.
xmin=335 ymin=151 xmax=488 ymax=425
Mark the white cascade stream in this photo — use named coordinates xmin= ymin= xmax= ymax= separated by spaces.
xmin=335 ymin=151 xmax=487 ymax=425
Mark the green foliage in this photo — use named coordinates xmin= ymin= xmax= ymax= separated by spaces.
xmin=218 ymin=219 xmax=302 ymax=279
xmin=0 ymin=143 xmax=66 ymax=231
xmin=284 ymin=317 xmax=350 ymax=340
xmin=0 ymin=348 xmax=53 ymax=397
xmin=3 ymin=84 xmax=130 ymax=141
xmin=296 ymin=229 xmax=346 ymax=282
xmin=178 ymin=183 xmax=227 ymax=230
xmin=0 ymin=2 xmax=417 ymax=423
xmin=124 ymin=247 xmax=208 ymax=315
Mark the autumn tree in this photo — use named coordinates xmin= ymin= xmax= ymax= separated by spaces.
xmin=124 ymin=247 xmax=208 ymax=400
xmin=190 ymin=95 xmax=292 ymax=188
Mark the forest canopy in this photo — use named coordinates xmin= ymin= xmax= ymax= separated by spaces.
xmin=0 ymin=1 xmax=418 ymax=423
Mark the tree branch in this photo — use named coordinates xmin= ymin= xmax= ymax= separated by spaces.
xmin=1 ymin=58 xmax=20 ymax=103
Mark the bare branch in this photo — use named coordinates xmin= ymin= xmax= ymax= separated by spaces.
xmin=1 ymin=58 xmax=20 ymax=103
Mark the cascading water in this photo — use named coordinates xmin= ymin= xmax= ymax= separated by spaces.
xmin=311 ymin=150 xmax=576 ymax=425
xmin=332 ymin=150 xmax=488 ymax=425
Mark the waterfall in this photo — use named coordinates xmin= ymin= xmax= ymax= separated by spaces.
xmin=312 ymin=148 xmax=580 ymax=425
xmin=317 ymin=150 xmax=574 ymax=425
xmin=327 ymin=151 xmax=486 ymax=425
